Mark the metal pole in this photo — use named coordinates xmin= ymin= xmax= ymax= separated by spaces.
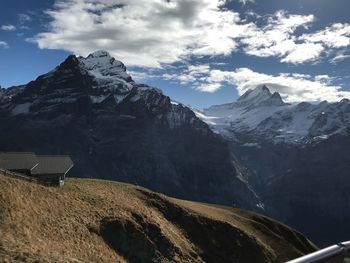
xmin=286 ymin=241 xmax=350 ymax=263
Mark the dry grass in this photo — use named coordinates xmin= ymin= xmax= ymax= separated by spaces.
xmin=0 ymin=174 xmax=317 ymax=263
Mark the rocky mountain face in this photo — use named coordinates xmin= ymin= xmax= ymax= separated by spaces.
xmin=199 ymin=85 xmax=350 ymax=246
xmin=0 ymin=51 xmax=260 ymax=210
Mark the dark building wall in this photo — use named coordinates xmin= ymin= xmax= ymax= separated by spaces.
xmin=35 ymin=174 xmax=63 ymax=186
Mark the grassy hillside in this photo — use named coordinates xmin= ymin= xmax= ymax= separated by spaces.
xmin=0 ymin=174 xmax=317 ymax=263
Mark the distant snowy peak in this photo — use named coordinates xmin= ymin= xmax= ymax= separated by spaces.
xmin=236 ymin=85 xmax=286 ymax=108
xmin=78 ymin=50 xmax=134 ymax=93
xmin=204 ymin=85 xmax=287 ymax=118
xmin=204 ymin=85 xmax=286 ymax=117
xmin=199 ymin=85 xmax=350 ymax=144
xmin=238 ymin=85 xmax=271 ymax=102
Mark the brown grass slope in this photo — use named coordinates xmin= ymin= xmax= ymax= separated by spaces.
xmin=0 ymin=174 xmax=317 ymax=263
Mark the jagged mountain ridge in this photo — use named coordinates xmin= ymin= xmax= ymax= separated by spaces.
xmin=199 ymin=85 xmax=350 ymax=144
xmin=0 ymin=51 xmax=261 ymax=210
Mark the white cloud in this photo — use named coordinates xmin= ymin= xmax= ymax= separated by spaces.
xmin=314 ymin=75 xmax=333 ymax=83
xmin=30 ymin=2 xmax=350 ymax=70
xmin=1 ymin=25 xmax=16 ymax=31
xmin=18 ymin=14 xmax=32 ymax=23
xmin=239 ymin=12 xmax=350 ymax=64
xmin=197 ymin=82 xmax=222 ymax=92
xmin=127 ymin=70 xmax=157 ymax=82
xmin=238 ymin=0 xmax=255 ymax=5
xmin=300 ymin=23 xmax=350 ymax=48
xmin=163 ymin=73 xmax=197 ymax=84
xmin=281 ymin=43 xmax=324 ymax=64
xmin=238 ymin=12 xmax=350 ymax=64
xmin=329 ymin=50 xmax=350 ymax=64
xmin=187 ymin=64 xmax=211 ymax=76
xmin=31 ymin=0 xmax=244 ymax=68
xmin=294 ymin=23 xmax=350 ymax=64
xmin=0 ymin=41 xmax=9 ymax=49
xmin=203 ymin=67 xmax=350 ymax=102
xmin=163 ymin=63 xmax=211 ymax=85
xmin=240 ymin=10 xmax=318 ymax=64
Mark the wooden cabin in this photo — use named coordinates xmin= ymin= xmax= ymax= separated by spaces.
xmin=32 ymin=155 xmax=74 ymax=186
xmin=0 ymin=152 xmax=73 ymax=186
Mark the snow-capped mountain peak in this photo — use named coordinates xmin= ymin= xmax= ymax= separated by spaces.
xmin=78 ymin=50 xmax=133 ymax=93
xmin=87 ymin=50 xmax=112 ymax=58
xmin=237 ymin=85 xmax=285 ymax=108
xmin=81 ymin=50 xmax=128 ymax=75
xmin=198 ymin=85 xmax=350 ymax=144
xmin=238 ymin=85 xmax=271 ymax=102
xmin=3 ymin=51 xmax=194 ymax=126
xmin=2 ymin=51 xmax=168 ymax=112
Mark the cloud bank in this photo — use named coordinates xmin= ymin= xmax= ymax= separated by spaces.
xmin=32 ymin=0 xmax=243 ymax=67
xmin=32 ymin=1 xmax=350 ymax=66
xmin=164 ymin=64 xmax=350 ymax=103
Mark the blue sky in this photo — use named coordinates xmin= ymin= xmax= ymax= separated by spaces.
xmin=1 ymin=0 xmax=350 ymax=109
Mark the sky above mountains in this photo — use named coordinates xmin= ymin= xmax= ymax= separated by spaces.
xmin=1 ymin=0 xmax=350 ymax=108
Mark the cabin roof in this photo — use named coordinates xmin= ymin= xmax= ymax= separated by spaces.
xmin=0 ymin=152 xmax=38 ymax=170
xmin=31 ymin=155 xmax=74 ymax=175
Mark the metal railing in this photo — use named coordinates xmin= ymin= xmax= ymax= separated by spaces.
xmin=286 ymin=241 xmax=350 ymax=263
